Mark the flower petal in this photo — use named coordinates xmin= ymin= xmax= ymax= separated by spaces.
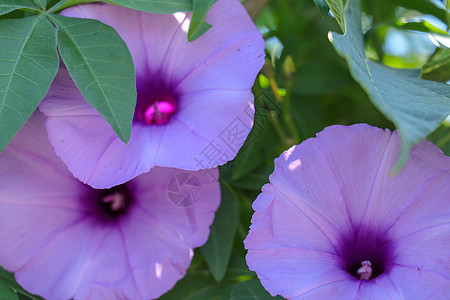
xmin=39 ymin=69 xmax=161 ymax=188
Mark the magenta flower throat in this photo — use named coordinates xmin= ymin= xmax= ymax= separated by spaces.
xmin=0 ymin=113 xmax=221 ymax=300
xmin=245 ymin=124 xmax=450 ymax=299
xmin=39 ymin=0 xmax=265 ymax=189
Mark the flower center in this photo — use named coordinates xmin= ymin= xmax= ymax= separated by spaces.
xmin=340 ymin=228 xmax=393 ymax=281
xmin=142 ymin=100 xmax=176 ymax=125
xmin=135 ymin=77 xmax=178 ymax=126
xmin=356 ymin=260 xmax=373 ymax=280
xmin=99 ymin=184 xmax=131 ymax=218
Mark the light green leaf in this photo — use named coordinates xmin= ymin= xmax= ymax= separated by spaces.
xmin=188 ymin=0 xmax=216 ymax=41
xmin=199 ymin=182 xmax=238 ymax=282
xmin=108 ymin=0 xmax=192 ymax=14
xmin=421 ymin=47 xmax=450 ymax=83
xmin=49 ymin=14 xmax=136 ymax=143
xmin=231 ymin=279 xmax=283 ymax=300
xmin=0 ymin=0 xmax=37 ymax=15
xmin=0 ymin=15 xmax=58 ymax=153
xmin=313 ymin=0 xmax=330 ymax=16
xmin=326 ymin=0 xmax=345 ymax=32
xmin=329 ymin=0 xmax=450 ymax=168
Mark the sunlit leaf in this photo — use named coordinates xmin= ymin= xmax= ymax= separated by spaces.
xmin=0 ymin=15 xmax=58 ymax=153
xmin=329 ymin=0 xmax=450 ymax=168
xmin=49 ymin=14 xmax=136 ymax=143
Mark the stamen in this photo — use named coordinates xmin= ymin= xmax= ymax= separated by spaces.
xmin=357 ymin=260 xmax=372 ymax=280
xmin=143 ymin=100 xmax=175 ymax=125
xmin=102 ymin=192 xmax=126 ymax=211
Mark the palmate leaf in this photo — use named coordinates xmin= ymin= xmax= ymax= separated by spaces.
xmin=0 ymin=0 xmax=37 ymax=16
xmin=0 ymin=15 xmax=58 ymax=153
xmin=329 ymin=0 xmax=450 ymax=168
xmin=49 ymin=14 xmax=136 ymax=143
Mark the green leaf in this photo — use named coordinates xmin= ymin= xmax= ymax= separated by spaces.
xmin=428 ymin=122 xmax=450 ymax=156
xmin=0 ymin=15 xmax=58 ymax=153
xmin=188 ymin=0 xmax=216 ymax=41
xmin=108 ymin=0 xmax=192 ymax=14
xmin=421 ymin=47 xmax=450 ymax=83
xmin=0 ymin=268 xmax=43 ymax=300
xmin=32 ymin=0 xmax=46 ymax=9
xmin=199 ymin=182 xmax=238 ymax=282
xmin=0 ymin=283 xmax=19 ymax=300
xmin=326 ymin=0 xmax=345 ymax=32
xmin=49 ymin=14 xmax=136 ymax=143
xmin=313 ymin=0 xmax=330 ymax=16
xmin=387 ymin=0 xmax=447 ymax=24
xmin=0 ymin=0 xmax=37 ymax=15
xmin=158 ymin=269 xmax=233 ymax=300
xmin=329 ymin=0 xmax=450 ymax=168
xmin=230 ymin=279 xmax=283 ymax=300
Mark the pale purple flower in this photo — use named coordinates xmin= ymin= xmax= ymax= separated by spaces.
xmin=244 ymin=124 xmax=450 ymax=299
xmin=39 ymin=0 xmax=265 ymax=189
xmin=0 ymin=112 xmax=220 ymax=300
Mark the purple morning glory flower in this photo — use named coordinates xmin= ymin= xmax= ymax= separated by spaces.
xmin=244 ymin=124 xmax=450 ymax=299
xmin=0 ymin=112 xmax=221 ymax=299
xmin=39 ymin=0 xmax=265 ymax=189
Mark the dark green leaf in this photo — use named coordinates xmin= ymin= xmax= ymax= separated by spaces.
xmin=0 ymin=15 xmax=58 ymax=153
xmin=0 ymin=0 xmax=37 ymax=15
xmin=231 ymin=165 xmax=271 ymax=191
xmin=292 ymin=61 xmax=353 ymax=96
xmin=188 ymin=0 xmax=216 ymax=41
xmin=200 ymin=182 xmax=238 ymax=282
xmin=421 ymin=47 xmax=450 ymax=83
xmin=329 ymin=0 xmax=450 ymax=168
xmin=0 ymin=268 xmax=43 ymax=300
xmin=313 ymin=0 xmax=330 ymax=16
xmin=158 ymin=269 xmax=233 ymax=300
xmin=109 ymin=0 xmax=192 ymax=14
xmin=231 ymin=279 xmax=283 ymax=300
xmin=428 ymin=122 xmax=450 ymax=156
xmin=222 ymin=254 xmax=254 ymax=282
xmin=326 ymin=0 xmax=345 ymax=31
xmin=0 ymin=283 xmax=19 ymax=300
xmin=49 ymin=14 xmax=136 ymax=143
